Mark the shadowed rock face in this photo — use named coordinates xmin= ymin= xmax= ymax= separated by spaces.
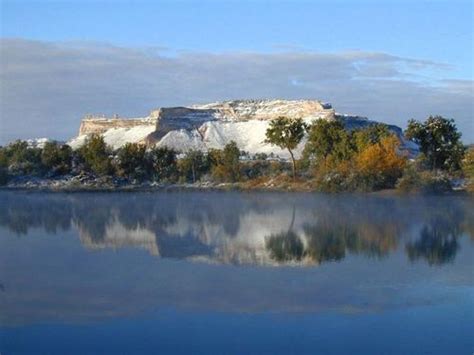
xmin=69 ymin=99 xmax=417 ymax=157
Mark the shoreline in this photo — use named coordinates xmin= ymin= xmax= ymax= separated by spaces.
xmin=0 ymin=181 xmax=469 ymax=196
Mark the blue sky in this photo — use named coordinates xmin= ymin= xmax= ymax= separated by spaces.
xmin=1 ymin=0 xmax=473 ymax=142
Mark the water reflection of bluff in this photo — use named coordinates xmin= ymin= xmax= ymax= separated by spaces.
xmin=0 ymin=192 xmax=472 ymax=266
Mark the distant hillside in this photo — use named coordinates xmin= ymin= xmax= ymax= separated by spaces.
xmin=68 ymin=99 xmax=419 ymax=158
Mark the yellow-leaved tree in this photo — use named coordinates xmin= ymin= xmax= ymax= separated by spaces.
xmin=355 ymin=135 xmax=407 ymax=190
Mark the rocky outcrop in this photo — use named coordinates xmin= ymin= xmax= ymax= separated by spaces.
xmin=78 ymin=115 xmax=158 ymax=136
xmin=69 ymin=99 xmax=417 ymax=158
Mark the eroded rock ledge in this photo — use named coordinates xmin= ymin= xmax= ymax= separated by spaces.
xmin=69 ymin=99 xmax=418 ymax=158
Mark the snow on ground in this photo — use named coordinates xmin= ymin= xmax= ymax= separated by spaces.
xmin=157 ymin=119 xmax=310 ymax=159
xmin=69 ymin=115 xmax=317 ymax=159
xmin=156 ymin=129 xmax=206 ymax=152
xmin=68 ymin=125 xmax=156 ymax=150
xmin=26 ymin=138 xmax=52 ymax=149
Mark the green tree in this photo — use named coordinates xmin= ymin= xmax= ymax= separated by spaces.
xmin=78 ymin=135 xmax=114 ymax=176
xmin=210 ymin=141 xmax=241 ymax=182
xmin=265 ymin=117 xmax=307 ymax=179
xmin=41 ymin=141 xmax=73 ymax=175
xmin=353 ymin=124 xmax=391 ymax=152
xmin=463 ymin=146 xmax=474 ymax=192
xmin=302 ymin=119 xmax=354 ymax=166
xmin=0 ymin=146 xmax=9 ymax=168
xmin=178 ymin=150 xmax=208 ymax=183
xmin=405 ymin=116 xmax=465 ymax=171
xmin=117 ymin=143 xmax=148 ymax=180
xmin=4 ymin=140 xmax=43 ymax=176
xmin=148 ymin=146 xmax=178 ymax=182
xmin=0 ymin=167 xmax=8 ymax=185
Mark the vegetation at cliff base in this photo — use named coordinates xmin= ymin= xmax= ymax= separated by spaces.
xmin=0 ymin=115 xmax=469 ymax=193
xmin=265 ymin=116 xmax=307 ymax=179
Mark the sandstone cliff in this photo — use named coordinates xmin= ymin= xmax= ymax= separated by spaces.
xmin=69 ymin=99 xmax=418 ymax=158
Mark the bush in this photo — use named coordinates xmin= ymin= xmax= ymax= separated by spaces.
xmin=210 ymin=141 xmax=241 ymax=182
xmin=313 ymin=158 xmax=356 ymax=192
xmin=312 ymin=136 xmax=406 ymax=192
xmin=253 ymin=152 xmax=268 ymax=161
xmin=41 ymin=142 xmax=73 ymax=175
xmin=148 ymin=147 xmax=178 ymax=182
xmin=462 ymin=146 xmax=474 ymax=192
xmin=396 ymin=165 xmax=452 ymax=194
xmin=116 ymin=143 xmax=148 ymax=181
xmin=4 ymin=140 xmax=44 ymax=176
xmin=354 ymin=135 xmax=407 ymax=190
xmin=77 ymin=135 xmax=114 ymax=176
xmin=178 ymin=150 xmax=209 ymax=183
xmin=0 ymin=167 xmax=9 ymax=185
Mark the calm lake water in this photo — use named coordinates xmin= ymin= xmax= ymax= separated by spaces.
xmin=0 ymin=191 xmax=473 ymax=354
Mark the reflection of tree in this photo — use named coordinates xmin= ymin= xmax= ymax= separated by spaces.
xmin=405 ymin=204 xmax=464 ymax=266
xmin=304 ymin=225 xmax=348 ymax=263
xmin=406 ymin=225 xmax=458 ymax=265
xmin=72 ymin=197 xmax=113 ymax=243
xmin=265 ymin=231 xmax=304 ymax=262
xmin=0 ymin=192 xmax=473 ymax=265
xmin=0 ymin=193 xmax=71 ymax=235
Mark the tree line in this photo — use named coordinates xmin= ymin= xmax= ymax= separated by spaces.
xmin=0 ymin=115 xmax=472 ymax=192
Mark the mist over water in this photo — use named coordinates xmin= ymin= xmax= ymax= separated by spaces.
xmin=0 ymin=191 xmax=473 ymax=354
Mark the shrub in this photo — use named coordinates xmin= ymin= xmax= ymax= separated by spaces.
xmin=116 ymin=143 xmax=148 ymax=181
xmin=4 ymin=140 xmax=44 ymax=176
xmin=77 ymin=135 xmax=114 ymax=176
xmin=462 ymin=146 xmax=474 ymax=192
xmin=210 ymin=141 xmax=241 ymax=182
xmin=396 ymin=165 xmax=452 ymax=194
xmin=313 ymin=158 xmax=355 ymax=192
xmin=253 ymin=152 xmax=268 ymax=161
xmin=0 ymin=167 xmax=9 ymax=185
xmin=148 ymin=147 xmax=178 ymax=182
xmin=312 ymin=136 xmax=406 ymax=192
xmin=178 ymin=150 xmax=209 ymax=183
xmin=0 ymin=146 xmax=8 ymax=168
xmin=354 ymin=135 xmax=407 ymax=190
xmin=241 ymin=161 xmax=273 ymax=180
xmin=41 ymin=142 xmax=73 ymax=175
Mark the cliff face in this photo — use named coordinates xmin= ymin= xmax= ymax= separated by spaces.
xmin=69 ymin=99 xmax=417 ymax=158
xmin=78 ymin=116 xmax=158 ymax=136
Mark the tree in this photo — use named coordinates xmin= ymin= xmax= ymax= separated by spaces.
xmin=78 ymin=135 xmax=114 ymax=176
xmin=178 ymin=150 xmax=208 ymax=183
xmin=41 ymin=141 xmax=73 ymax=175
xmin=302 ymin=119 xmax=354 ymax=166
xmin=265 ymin=117 xmax=307 ymax=179
xmin=462 ymin=146 xmax=474 ymax=192
xmin=117 ymin=143 xmax=148 ymax=180
xmin=405 ymin=116 xmax=465 ymax=171
xmin=4 ymin=140 xmax=43 ymax=176
xmin=209 ymin=141 xmax=241 ymax=182
xmin=148 ymin=147 xmax=178 ymax=182
xmin=353 ymin=123 xmax=391 ymax=152
xmin=355 ymin=135 xmax=407 ymax=190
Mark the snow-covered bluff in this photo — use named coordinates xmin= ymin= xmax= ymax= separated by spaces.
xmin=68 ymin=99 xmax=418 ymax=158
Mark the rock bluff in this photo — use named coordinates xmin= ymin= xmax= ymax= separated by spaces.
xmin=70 ymin=99 xmax=417 ymax=158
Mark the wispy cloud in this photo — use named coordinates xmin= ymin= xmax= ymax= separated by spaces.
xmin=1 ymin=38 xmax=472 ymax=144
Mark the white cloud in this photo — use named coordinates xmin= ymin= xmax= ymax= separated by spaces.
xmin=0 ymin=38 xmax=472 ymax=144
